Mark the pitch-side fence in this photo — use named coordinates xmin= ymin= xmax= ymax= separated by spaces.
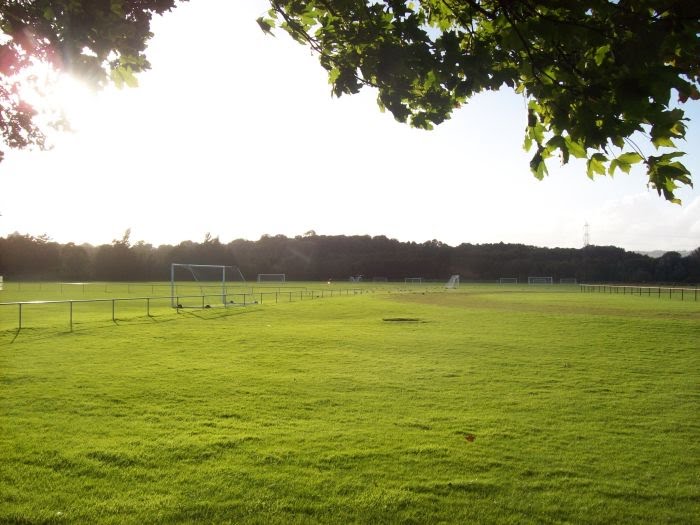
xmin=580 ymin=284 xmax=699 ymax=301
xmin=0 ymin=289 xmax=368 ymax=333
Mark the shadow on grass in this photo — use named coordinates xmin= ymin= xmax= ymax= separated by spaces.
xmin=1 ymin=305 xmax=264 ymax=343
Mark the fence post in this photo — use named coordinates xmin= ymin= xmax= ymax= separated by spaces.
xmin=18 ymin=303 xmax=22 ymax=331
xmin=147 ymin=298 xmax=151 ymax=316
xmin=69 ymin=301 xmax=73 ymax=332
xmin=112 ymin=299 xmax=116 ymax=322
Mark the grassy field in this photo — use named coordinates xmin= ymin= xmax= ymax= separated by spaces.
xmin=1 ymin=283 xmax=699 ymax=523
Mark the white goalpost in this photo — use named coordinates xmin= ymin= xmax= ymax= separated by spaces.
xmin=170 ymin=263 xmax=248 ymax=308
xmin=405 ymin=277 xmax=423 ymax=284
xmin=528 ymin=276 xmax=554 ymax=285
xmin=257 ymin=273 xmax=286 ymax=282
xmin=445 ymin=275 xmax=460 ymax=289
xmin=499 ymin=277 xmax=518 ymax=284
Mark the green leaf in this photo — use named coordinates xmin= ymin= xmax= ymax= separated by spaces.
xmin=110 ymin=66 xmax=138 ymax=89
xmin=532 ymin=122 xmax=545 ymax=145
xmin=328 ymin=68 xmax=341 ymax=85
xmin=257 ymin=17 xmax=276 ymax=35
xmin=586 ymin=153 xmax=607 ymax=179
xmin=651 ymin=136 xmax=676 ymax=148
xmin=594 ymin=44 xmax=610 ymax=66
xmin=654 ymin=152 xmax=686 ymax=163
xmin=546 ymin=135 xmax=569 ymax=164
xmin=111 ymin=1 xmax=124 ymax=16
xmin=609 ymin=152 xmax=642 ymax=175
xmin=646 ymin=155 xmax=692 ymax=203
xmin=529 ymin=149 xmax=548 ymax=180
xmin=565 ymin=137 xmax=586 ymax=159
xmin=617 ymin=152 xmax=643 ymax=165
xmin=611 ymin=136 xmax=624 ymax=148
xmin=608 ymin=159 xmax=621 ymax=176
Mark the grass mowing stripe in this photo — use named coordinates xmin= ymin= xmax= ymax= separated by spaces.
xmin=1 ymin=286 xmax=698 ymax=523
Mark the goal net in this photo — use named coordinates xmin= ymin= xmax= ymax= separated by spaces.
xmin=528 ymin=276 xmax=554 ymax=285
xmin=445 ymin=275 xmax=460 ymax=289
xmin=499 ymin=277 xmax=518 ymax=284
xmin=559 ymin=278 xmax=578 ymax=284
xmin=405 ymin=277 xmax=423 ymax=284
xmin=170 ymin=264 xmax=249 ymax=308
xmin=257 ymin=273 xmax=286 ymax=282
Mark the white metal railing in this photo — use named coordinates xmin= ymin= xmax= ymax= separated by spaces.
xmin=0 ymin=288 xmax=369 ymax=333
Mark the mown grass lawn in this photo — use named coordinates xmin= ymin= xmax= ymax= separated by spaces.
xmin=1 ymin=285 xmax=699 ymax=523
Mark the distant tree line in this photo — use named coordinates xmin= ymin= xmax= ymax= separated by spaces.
xmin=0 ymin=231 xmax=698 ymax=284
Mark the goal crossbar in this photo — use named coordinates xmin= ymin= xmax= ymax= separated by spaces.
xmin=528 ymin=276 xmax=553 ymax=285
xmin=170 ymin=263 xmax=247 ymax=308
xmin=257 ymin=273 xmax=286 ymax=282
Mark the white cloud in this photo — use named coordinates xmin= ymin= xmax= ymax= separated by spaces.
xmin=589 ymin=193 xmax=700 ymax=251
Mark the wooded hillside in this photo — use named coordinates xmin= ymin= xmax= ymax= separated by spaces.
xmin=1 ymin=232 xmax=698 ymax=284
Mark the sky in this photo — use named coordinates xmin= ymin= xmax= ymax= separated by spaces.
xmin=1 ymin=0 xmax=699 ymax=252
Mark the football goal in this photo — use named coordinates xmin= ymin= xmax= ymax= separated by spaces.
xmin=445 ymin=275 xmax=460 ymax=289
xmin=560 ymin=278 xmax=578 ymax=284
xmin=405 ymin=277 xmax=423 ymax=284
xmin=499 ymin=277 xmax=518 ymax=284
xmin=528 ymin=276 xmax=554 ymax=285
xmin=170 ymin=263 xmax=248 ymax=308
xmin=257 ymin=273 xmax=286 ymax=282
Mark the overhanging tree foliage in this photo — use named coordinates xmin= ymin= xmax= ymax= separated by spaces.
xmin=1 ymin=1 xmax=697 ymax=202
xmin=261 ymin=0 xmax=699 ymax=202
xmin=0 ymin=0 xmax=181 ymax=162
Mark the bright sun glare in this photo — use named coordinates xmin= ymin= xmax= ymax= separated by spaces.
xmin=18 ymin=61 xmax=95 ymax=133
